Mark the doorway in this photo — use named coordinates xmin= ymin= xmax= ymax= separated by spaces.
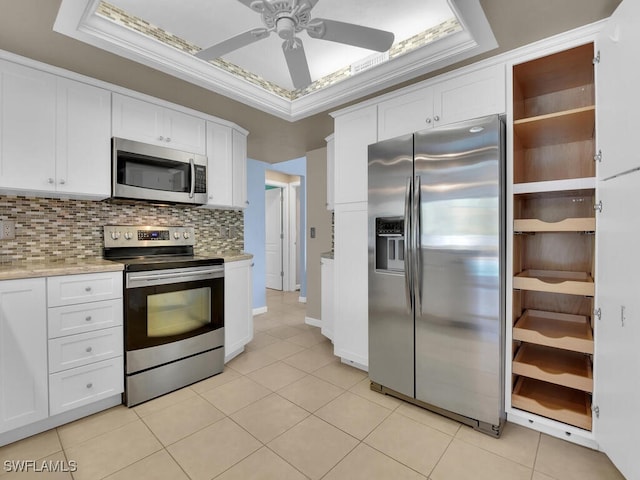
xmin=265 ymin=185 xmax=283 ymax=290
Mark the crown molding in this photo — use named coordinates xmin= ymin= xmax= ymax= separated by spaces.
xmin=54 ymin=0 xmax=498 ymax=122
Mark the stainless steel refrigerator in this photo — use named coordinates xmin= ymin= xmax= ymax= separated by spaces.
xmin=368 ymin=114 xmax=505 ymax=436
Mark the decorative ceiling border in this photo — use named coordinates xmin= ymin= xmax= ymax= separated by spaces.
xmin=53 ymin=0 xmax=498 ymax=121
xmin=96 ymin=1 xmax=462 ymax=100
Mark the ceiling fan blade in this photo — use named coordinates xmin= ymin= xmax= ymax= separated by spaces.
xmin=282 ymin=38 xmax=312 ymax=89
xmin=195 ymin=28 xmax=270 ymax=61
xmin=307 ymin=19 xmax=394 ymax=52
xmin=235 ymin=0 xmax=257 ymax=9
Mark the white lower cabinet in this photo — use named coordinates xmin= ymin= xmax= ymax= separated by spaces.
xmin=224 ymin=259 xmax=253 ymax=362
xmin=320 ymin=257 xmax=334 ymax=340
xmin=46 ymin=271 xmax=123 ymax=416
xmin=333 ymin=204 xmax=368 ymax=369
xmin=0 ymin=278 xmax=48 ymax=434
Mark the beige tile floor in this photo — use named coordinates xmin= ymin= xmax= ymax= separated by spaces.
xmin=0 ymin=289 xmax=625 ymax=480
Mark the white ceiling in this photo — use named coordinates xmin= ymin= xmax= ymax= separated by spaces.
xmin=54 ymin=0 xmax=498 ymax=120
xmin=107 ymin=0 xmax=456 ymax=90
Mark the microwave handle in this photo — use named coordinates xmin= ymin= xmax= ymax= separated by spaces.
xmin=189 ymin=158 xmax=195 ymax=199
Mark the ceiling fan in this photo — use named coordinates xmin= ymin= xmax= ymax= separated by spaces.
xmin=195 ymin=0 xmax=395 ymax=89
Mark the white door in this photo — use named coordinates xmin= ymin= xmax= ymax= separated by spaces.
xmin=265 ymin=187 xmax=283 ymax=291
xmin=595 ymin=1 xmax=640 ymax=478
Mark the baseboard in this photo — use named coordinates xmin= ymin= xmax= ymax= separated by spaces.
xmin=252 ymin=306 xmax=267 ymax=316
xmin=340 ymin=357 xmax=368 ymax=372
xmin=305 ymin=317 xmax=322 ymax=328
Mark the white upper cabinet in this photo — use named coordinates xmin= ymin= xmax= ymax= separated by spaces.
xmin=112 ymin=93 xmax=206 ymax=154
xmin=377 ymin=64 xmax=505 ymax=142
xmin=232 ymin=128 xmax=248 ymax=209
xmin=377 ymin=88 xmax=433 ymax=141
xmin=56 ymin=78 xmax=111 ymax=198
xmin=0 ymin=60 xmax=111 ymax=198
xmin=206 ymin=121 xmax=233 ymax=207
xmin=333 ymin=104 xmax=377 ymax=205
xmin=596 ymin=0 xmax=640 ymax=180
xmin=0 ymin=61 xmax=57 ymax=192
xmin=432 ymin=63 xmax=505 ymax=127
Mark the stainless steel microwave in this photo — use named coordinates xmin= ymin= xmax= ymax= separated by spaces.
xmin=112 ymin=138 xmax=207 ymax=205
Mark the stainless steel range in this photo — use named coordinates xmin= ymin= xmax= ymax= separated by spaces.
xmin=104 ymin=225 xmax=224 ymax=407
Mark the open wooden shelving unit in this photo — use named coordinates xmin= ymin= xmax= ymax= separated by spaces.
xmin=511 ymin=43 xmax=596 ymax=431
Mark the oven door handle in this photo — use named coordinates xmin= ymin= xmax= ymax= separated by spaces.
xmin=189 ymin=158 xmax=195 ymax=199
xmin=126 ymin=267 xmax=224 ymax=288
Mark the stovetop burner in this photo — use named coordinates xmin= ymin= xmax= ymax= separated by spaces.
xmin=103 ymin=225 xmax=224 ymax=271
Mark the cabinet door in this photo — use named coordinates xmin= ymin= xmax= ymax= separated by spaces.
xmin=333 ymin=205 xmax=368 ymax=367
xmin=595 ymin=171 xmax=640 ymax=480
xmin=112 ymin=94 xmax=163 ymax=146
xmin=56 ymin=79 xmax=111 ymax=198
xmin=596 ymin=0 xmax=640 ymax=180
xmin=320 ymin=257 xmax=334 ymax=340
xmin=433 ymin=64 xmax=505 ymax=126
xmin=224 ymin=259 xmax=253 ymax=361
xmin=0 ymin=61 xmax=56 ymax=192
xmin=0 ymin=278 xmax=48 ymax=433
xmin=232 ymin=129 xmax=248 ymax=209
xmin=206 ymin=121 xmax=233 ymax=207
xmin=333 ymin=105 xmax=377 ymax=204
xmin=163 ymin=108 xmax=206 ymax=155
xmin=377 ymin=87 xmax=433 ymax=141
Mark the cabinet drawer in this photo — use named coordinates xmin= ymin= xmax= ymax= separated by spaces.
xmin=48 ymin=298 xmax=123 ymax=338
xmin=49 ymin=357 xmax=123 ymax=415
xmin=47 ymin=272 xmax=122 ymax=307
xmin=48 ymin=327 xmax=123 ymax=373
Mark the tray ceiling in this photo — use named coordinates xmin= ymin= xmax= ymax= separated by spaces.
xmin=54 ymin=0 xmax=497 ymax=120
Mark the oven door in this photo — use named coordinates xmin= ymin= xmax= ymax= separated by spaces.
xmin=124 ymin=265 xmax=224 ymax=356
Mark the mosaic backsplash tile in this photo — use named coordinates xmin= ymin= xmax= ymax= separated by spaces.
xmin=0 ymin=196 xmax=244 ymax=263
xmin=97 ymin=1 xmax=461 ymax=100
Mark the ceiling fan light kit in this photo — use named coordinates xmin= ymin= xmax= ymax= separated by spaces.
xmin=195 ymin=0 xmax=395 ymax=89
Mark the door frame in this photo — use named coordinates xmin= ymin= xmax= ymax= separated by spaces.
xmin=265 ymin=179 xmax=296 ymax=292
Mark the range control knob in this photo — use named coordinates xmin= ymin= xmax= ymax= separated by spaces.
xmin=174 ymin=231 xmax=180 ymax=240
xmin=110 ymin=231 xmax=120 ymax=240
xmin=183 ymin=231 xmax=190 ymax=239
xmin=124 ymin=232 xmax=133 ymax=240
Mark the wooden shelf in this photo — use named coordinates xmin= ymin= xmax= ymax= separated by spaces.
xmin=514 ymin=218 xmax=595 ymax=232
xmin=513 ymin=310 xmax=593 ymax=354
xmin=514 ymin=106 xmax=595 ymax=148
xmin=513 ymin=178 xmax=596 ymax=195
xmin=513 ymin=343 xmax=593 ymax=392
xmin=512 ymin=377 xmax=592 ymax=431
xmin=514 ymin=270 xmax=594 ymax=296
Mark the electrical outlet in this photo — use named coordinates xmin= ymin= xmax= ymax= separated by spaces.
xmin=0 ymin=220 xmax=15 ymax=240
xmin=219 ymin=226 xmax=229 ymax=238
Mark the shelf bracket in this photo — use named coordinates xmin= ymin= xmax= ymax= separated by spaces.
xmin=593 ymin=51 xmax=600 ymax=65
xmin=594 ymin=308 xmax=601 ymax=321
xmin=592 ymin=405 xmax=600 ymax=418
xmin=594 ymin=201 xmax=603 ymax=213
xmin=594 ymin=150 xmax=602 ymax=163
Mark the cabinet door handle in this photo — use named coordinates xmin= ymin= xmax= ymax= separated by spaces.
xmin=158 ymin=136 xmax=164 ymax=141
xmin=86 ymin=346 xmax=93 ymax=353
xmin=85 ymin=316 xmax=92 ymax=322
xmin=59 ymin=179 xmax=66 ymax=185
xmin=166 ymin=137 xmax=171 ymax=142
xmin=425 ymin=118 xmax=432 ymax=124
xmin=434 ymin=115 xmax=440 ymax=121
xmin=86 ymin=382 xmax=93 ymax=389
xmin=48 ymin=178 xmax=55 ymax=184
xmin=85 ymin=286 xmax=92 ymax=292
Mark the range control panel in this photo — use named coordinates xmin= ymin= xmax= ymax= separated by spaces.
xmin=104 ymin=225 xmax=195 ymax=248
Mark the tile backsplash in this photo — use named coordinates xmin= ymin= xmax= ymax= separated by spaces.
xmin=0 ymin=195 xmax=244 ymax=263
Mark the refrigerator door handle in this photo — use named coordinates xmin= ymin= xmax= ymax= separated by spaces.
xmin=414 ymin=175 xmax=423 ymax=315
xmin=404 ymin=176 xmax=413 ymax=312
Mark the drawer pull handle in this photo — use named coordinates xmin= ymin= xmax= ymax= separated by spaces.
xmin=86 ymin=346 xmax=93 ymax=353
xmin=86 ymin=383 xmax=93 ymax=389
xmin=85 ymin=316 xmax=92 ymax=322
xmin=85 ymin=286 xmax=92 ymax=292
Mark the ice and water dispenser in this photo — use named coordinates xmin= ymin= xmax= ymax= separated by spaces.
xmin=375 ymin=217 xmax=405 ymax=272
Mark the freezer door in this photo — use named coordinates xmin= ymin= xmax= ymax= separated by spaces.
xmin=368 ymin=134 xmax=415 ymax=398
xmin=414 ymin=115 xmax=504 ymax=426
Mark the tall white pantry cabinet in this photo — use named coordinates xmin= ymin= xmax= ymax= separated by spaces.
xmin=329 ymin=2 xmax=639 ymax=478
